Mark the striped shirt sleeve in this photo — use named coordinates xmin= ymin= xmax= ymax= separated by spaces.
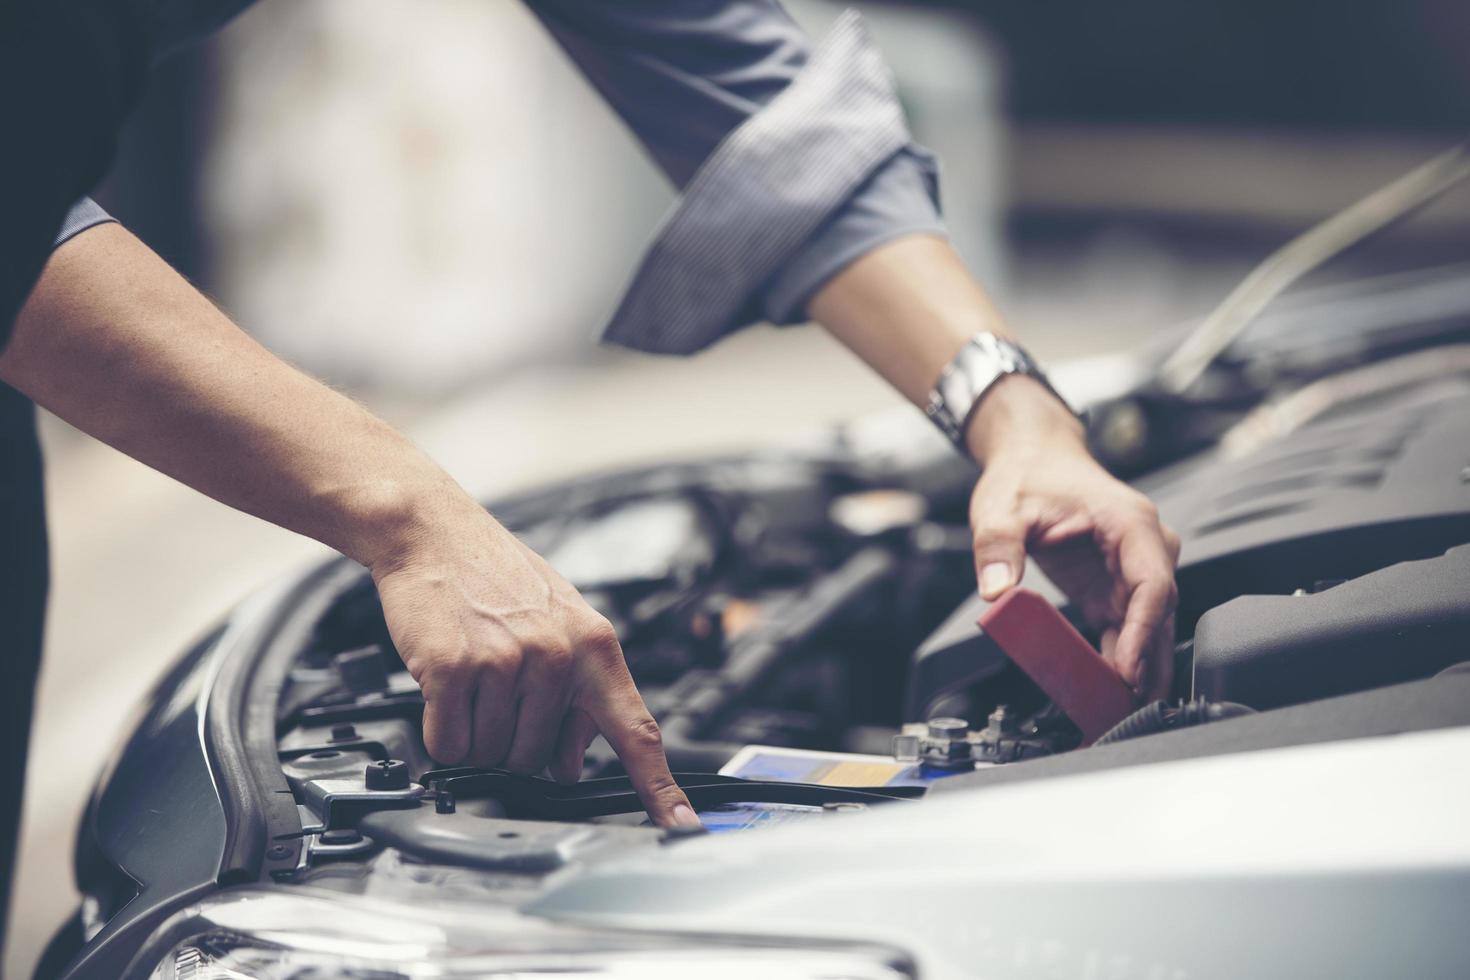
xmin=529 ymin=3 xmax=946 ymax=356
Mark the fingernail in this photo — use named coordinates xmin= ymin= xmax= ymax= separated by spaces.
xmin=672 ymin=803 xmax=702 ymax=828
xmin=979 ymin=562 xmax=1013 ymax=598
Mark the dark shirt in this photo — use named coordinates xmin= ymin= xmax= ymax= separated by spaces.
xmin=0 ymin=0 xmax=148 ymax=337
xmin=0 ymin=0 xmax=150 ymax=950
xmin=0 ymin=384 xmax=48 ymax=951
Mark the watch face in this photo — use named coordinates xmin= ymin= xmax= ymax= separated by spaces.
xmin=929 ymin=335 xmax=1068 ymax=442
xmin=931 ymin=336 xmax=1010 ymax=439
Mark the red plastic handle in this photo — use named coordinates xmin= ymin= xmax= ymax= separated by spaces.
xmin=977 ymin=589 xmax=1137 ymax=745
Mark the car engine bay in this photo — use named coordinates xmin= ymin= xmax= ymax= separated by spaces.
xmin=227 ymin=349 xmax=1470 ymax=890
xmin=54 ymin=230 xmax=1470 ymax=977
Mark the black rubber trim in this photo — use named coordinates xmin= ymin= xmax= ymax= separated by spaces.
xmin=418 ymin=768 xmax=922 ymax=821
xmin=204 ymin=558 xmax=361 ymax=883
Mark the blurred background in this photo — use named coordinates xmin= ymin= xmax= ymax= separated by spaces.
xmin=8 ymin=0 xmax=1469 ymax=973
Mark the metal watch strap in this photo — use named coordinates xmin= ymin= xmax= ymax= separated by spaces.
xmin=924 ymin=333 xmax=1076 ymax=445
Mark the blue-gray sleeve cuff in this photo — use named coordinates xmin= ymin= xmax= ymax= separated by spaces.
xmin=761 ymin=145 xmax=944 ymax=326
xmin=53 ymin=197 xmax=116 ymax=248
xmin=600 ymin=10 xmax=938 ymax=356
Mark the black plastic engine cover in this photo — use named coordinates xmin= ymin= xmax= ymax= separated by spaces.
xmin=907 ymin=380 xmax=1470 ymax=716
xmin=1193 ymin=544 xmax=1470 ymax=709
xmin=1148 ymin=379 xmax=1470 ymax=631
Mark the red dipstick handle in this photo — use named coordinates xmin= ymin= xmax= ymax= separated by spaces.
xmin=977 ymin=589 xmax=1137 ymax=745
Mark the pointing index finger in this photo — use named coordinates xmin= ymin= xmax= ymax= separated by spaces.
xmin=581 ymin=655 xmax=698 ymax=829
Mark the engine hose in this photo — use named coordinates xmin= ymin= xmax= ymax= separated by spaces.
xmin=1094 ymin=697 xmax=1255 ymax=746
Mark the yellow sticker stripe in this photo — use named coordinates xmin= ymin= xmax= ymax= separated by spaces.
xmin=813 ymin=760 xmax=909 ymax=787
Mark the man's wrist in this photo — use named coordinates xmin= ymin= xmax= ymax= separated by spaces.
xmin=962 ymin=374 xmax=1087 ymax=468
xmin=322 ymin=470 xmax=480 ymax=575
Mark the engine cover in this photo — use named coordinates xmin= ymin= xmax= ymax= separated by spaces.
xmin=1193 ymin=544 xmax=1470 ymax=708
xmin=908 ymin=376 xmax=1470 ymax=718
xmin=1148 ymin=377 xmax=1470 ymax=609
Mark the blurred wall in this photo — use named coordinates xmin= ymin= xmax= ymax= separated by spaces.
xmin=202 ymin=0 xmax=673 ymax=391
xmin=786 ymin=0 xmax=1007 ymax=292
xmin=198 ymin=0 xmax=1005 ymax=392
xmin=922 ymin=0 xmax=1470 ymax=132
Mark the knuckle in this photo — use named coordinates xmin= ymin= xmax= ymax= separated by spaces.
xmin=623 ymin=713 xmax=664 ymax=752
xmin=426 ymin=728 xmax=467 ymax=764
xmin=537 ymin=642 xmax=574 ymax=675
xmin=476 ymin=645 xmax=523 ymax=680
xmin=969 ymin=527 xmax=998 ymax=550
xmin=1131 ymin=495 xmax=1160 ymax=522
xmin=1138 ymin=577 xmax=1168 ymax=602
xmin=636 ymin=757 xmax=680 ymax=799
xmin=971 ymin=518 xmax=1021 ymax=549
xmin=418 ymin=655 xmax=472 ymax=692
xmin=581 ymin=618 xmax=623 ymax=659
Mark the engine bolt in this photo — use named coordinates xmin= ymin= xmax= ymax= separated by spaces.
xmin=436 ymin=791 xmax=457 ymax=814
xmin=330 ymin=724 xmax=357 ymax=742
xmin=926 ymin=717 xmax=969 ymax=741
xmin=365 ymin=758 xmax=410 ymax=791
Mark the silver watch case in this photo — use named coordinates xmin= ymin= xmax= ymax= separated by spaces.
xmin=924 ymin=333 xmax=1074 ymax=445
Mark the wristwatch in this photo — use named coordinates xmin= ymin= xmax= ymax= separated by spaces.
xmin=924 ymin=332 xmax=1078 ymax=446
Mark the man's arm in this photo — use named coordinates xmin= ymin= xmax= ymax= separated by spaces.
xmin=809 ymin=235 xmax=1181 ymax=698
xmin=526 ymin=1 xmax=942 ymax=354
xmin=0 ymin=223 xmax=699 ymax=827
xmin=529 ymin=1 xmax=1180 ymax=694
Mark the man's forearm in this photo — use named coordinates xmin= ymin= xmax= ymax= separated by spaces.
xmin=810 ymin=232 xmax=1179 ymax=697
xmin=807 ymin=234 xmax=1084 ymax=466
xmin=2 ymin=222 xmax=698 ymax=823
xmin=1 ymin=223 xmax=465 ymax=570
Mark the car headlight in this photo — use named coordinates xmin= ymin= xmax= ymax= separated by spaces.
xmin=135 ymin=886 xmax=911 ymax=979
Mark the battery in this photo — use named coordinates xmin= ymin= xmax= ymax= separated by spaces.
xmin=692 ymin=744 xmax=981 ymax=831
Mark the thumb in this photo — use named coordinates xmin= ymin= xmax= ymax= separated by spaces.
xmin=971 ymin=511 xmax=1028 ymax=601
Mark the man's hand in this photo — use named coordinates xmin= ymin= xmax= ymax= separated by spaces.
xmin=364 ymin=489 xmax=701 ymax=829
xmin=3 ymin=224 xmax=697 ymax=829
xmin=806 ymin=235 xmax=1181 ymax=696
xmin=965 ymin=377 xmax=1181 ymax=700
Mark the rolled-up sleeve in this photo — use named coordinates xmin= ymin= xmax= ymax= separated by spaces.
xmin=53 ymin=198 xmax=117 ymax=248
xmin=527 ymin=2 xmax=946 ymax=355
